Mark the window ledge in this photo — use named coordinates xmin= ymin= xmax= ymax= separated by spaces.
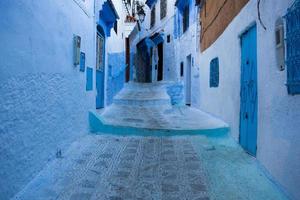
xmin=286 ymin=82 xmax=300 ymax=95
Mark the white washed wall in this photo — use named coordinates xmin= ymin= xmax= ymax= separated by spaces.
xmin=195 ymin=0 xmax=300 ymax=199
xmin=0 ymin=0 xmax=98 ymax=199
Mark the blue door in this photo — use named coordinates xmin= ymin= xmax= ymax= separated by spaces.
xmin=240 ymin=25 xmax=258 ymax=156
xmin=96 ymin=27 xmax=105 ymax=109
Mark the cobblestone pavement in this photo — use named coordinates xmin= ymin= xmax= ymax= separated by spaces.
xmin=14 ymin=135 xmax=287 ymax=200
xmin=14 ymin=135 xmax=209 ymax=200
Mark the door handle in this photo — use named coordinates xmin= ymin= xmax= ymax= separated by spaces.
xmin=245 ymin=113 xmax=249 ymax=119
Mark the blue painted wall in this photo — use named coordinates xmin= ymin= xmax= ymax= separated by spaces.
xmin=166 ymin=83 xmax=184 ymax=105
xmin=0 ymin=0 xmax=96 ymax=199
xmin=130 ymin=52 xmax=135 ymax=81
xmin=106 ymin=52 xmax=126 ymax=105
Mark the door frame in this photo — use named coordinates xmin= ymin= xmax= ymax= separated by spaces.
xmin=239 ymin=24 xmax=258 ymax=156
xmin=125 ymin=37 xmax=130 ymax=82
xmin=157 ymin=42 xmax=164 ymax=81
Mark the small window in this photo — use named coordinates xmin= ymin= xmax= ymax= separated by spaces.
xmin=183 ymin=5 xmax=189 ymax=33
xmin=86 ymin=67 xmax=93 ymax=91
xmin=275 ymin=29 xmax=281 ymax=46
xmin=96 ymin=31 xmax=105 ymax=71
xmin=114 ymin=21 xmax=118 ymax=34
xmin=210 ymin=57 xmax=219 ymax=87
xmin=160 ymin=0 xmax=167 ymax=19
xmin=285 ymin=0 xmax=300 ymax=95
xmin=80 ymin=52 xmax=85 ymax=72
xmin=167 ymin=35 xmax=171 ymax=43
xmin=180 ymin=62 xmax=184 ymax=77
xmin=151 ymin=5 xmax=156 ymax=28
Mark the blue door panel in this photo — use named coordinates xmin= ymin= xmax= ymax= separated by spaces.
xmin=240 ymin=25 xmax=258 ymax=156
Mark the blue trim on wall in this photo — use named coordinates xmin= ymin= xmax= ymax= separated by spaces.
xmin=175 ymin=0 xmax=191 ymax=13
xmin=145 ymin=0 xmax=158 ymax=8
xmin=99 ymin=0 xmax=119 ymax=37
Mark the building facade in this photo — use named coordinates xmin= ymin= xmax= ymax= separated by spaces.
xmin=193 ymin=0 xmax=300 ymax=199
xmin=0 ymin=0 xmax=129 ymax=199
xmin=128 ymin=0 xmax=300 ymax=199
xmin=173 ymin=0 xmax=202 ymax=106
xmin=129 ymin=0 xmax=177 ymax=83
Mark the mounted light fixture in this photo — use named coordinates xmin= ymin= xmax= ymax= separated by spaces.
xmin=123 ymin=0 xmax=146 ymax=31
xmin=136 ymin=1 xmax=146 ymax=22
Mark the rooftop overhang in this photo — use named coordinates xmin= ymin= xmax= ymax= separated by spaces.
xmin=150 ymin=32 xmax=165 ymax=45
xmin=99 ymin=0 xmax=119 ymax=37
xmin=145 ymin=0 xmax=158 ymax=8
xmin=175 ymin=0 xmax=191 ymax=13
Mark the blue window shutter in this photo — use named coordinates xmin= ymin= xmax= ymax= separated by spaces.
xmin=210 ymin=57 xmax=219 ymax=87
xmin=285 ymin=0 xmax=300 ymax=95
xmin=80 ymin=52 xmax=85 ymax=72
xmin=86 ymin=67 xmax=93 ymax=91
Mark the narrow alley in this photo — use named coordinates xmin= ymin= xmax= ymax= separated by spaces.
xmin=1 ymin=0 xmax=300 ymax=200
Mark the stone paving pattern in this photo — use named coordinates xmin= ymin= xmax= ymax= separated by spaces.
xmin=14 ymin=136 xmax=209 ymax=200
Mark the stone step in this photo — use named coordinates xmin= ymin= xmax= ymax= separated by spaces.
xmin=113 ymin=82 xmax=171 ymax=106
xmin=89 ymin=104 xmax=229 ymax=137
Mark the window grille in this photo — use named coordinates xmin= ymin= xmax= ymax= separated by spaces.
xmin=180 ymin=62 xmax=184 ymax=77
xmin=114 ymin=21 xmax=118 ymax=34
xmin=183 ymin=5 xmax=189 ymax=33
xmin=151 ymin=5 xmax=156 ymax=28
xmin=96 ymin=32 xmax=105 ymax=71
xmin=210 ymin=57 xmax=219 ymax=87
xmin=160 ymin=0 xmax=167 ymax=19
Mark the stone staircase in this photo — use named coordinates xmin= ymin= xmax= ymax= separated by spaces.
xmin=89 ymin=82 xmax=229 ymax=136
xmin=113 ymin=82 xmax=171 ymax=106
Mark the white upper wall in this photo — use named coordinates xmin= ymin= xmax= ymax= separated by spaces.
xmin=195 ymin=0 xmax=300 ymax=199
